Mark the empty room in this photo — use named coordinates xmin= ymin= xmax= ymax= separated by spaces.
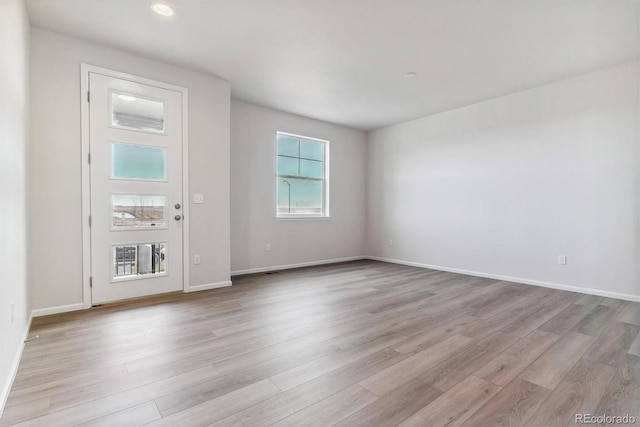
xmin=1 ymin=0 xmax=639 ymax=426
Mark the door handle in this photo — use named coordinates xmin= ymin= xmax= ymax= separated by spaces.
xmin=175 ymin=215 xmax=182 ymax=221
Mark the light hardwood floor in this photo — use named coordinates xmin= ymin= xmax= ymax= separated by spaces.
xmin=2 ymin=260 xmax=639 ymax=426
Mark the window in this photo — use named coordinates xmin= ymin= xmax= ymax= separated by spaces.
xmin=276 ymin=132 xmax=329 ymax=217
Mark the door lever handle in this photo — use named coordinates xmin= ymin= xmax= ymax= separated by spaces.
xmin=174 ymin=215 xmax=182 ymax=221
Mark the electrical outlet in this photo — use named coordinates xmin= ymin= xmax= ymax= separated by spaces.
xmin=194 ymin=254 xmax=201 ymax=265
xmin=389 ymin=239 xmax=393 ymax=246
xmin=193 ymin=194 xmax=204 ymax=204
xmin=11 ymin=301 xmax=15 ymax=323
xmin=266 ymin=243 xmax=272 ymax=252
xmin=558 ymin=255 xmax=567 ymax=265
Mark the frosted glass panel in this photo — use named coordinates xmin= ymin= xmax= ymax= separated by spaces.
xmin=111 ymin=92 xmax=165 ymax=133
xmin=113 ymin=243 xmax=166 ymax=279
xmin=112 ymin=195 xmax=166 ymax=228
xmin=112 ymin=143 xmax=166 ymax=180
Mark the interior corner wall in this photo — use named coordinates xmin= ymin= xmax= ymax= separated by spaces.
xmin=29 ymin=28 xmax=231 ymax=312
xmin=0 ymin=0 xmax=31 ymax=415
xmin=230 ymin=100 xmax=367 ymax=274
xmin=366 ymin=61 xmax=640 ymax=300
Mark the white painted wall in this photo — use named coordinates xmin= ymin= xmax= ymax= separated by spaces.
xmin=231 ymin=100 xmax=367 ymax=274
xmin=367 ymin=61 xmax=640 ymax=300
xmin=0 ymin=0 xmax=30 ymax=415
xmin=30 ymin=29 xmax=231 ymax=311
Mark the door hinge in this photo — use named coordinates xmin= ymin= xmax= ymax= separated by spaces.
xmin=89 ymin=277 xmax=93 ymax=288
xmin=87 ymin=91 xmax=90 ymax=102
xmin=88 ymin=215 xmax=92 ymax=227
xmin=88 ymin=153 xmax=91 ymax=164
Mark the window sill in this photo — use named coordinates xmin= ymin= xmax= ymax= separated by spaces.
xmin=276 ymin=216 xmax=331 ymax=221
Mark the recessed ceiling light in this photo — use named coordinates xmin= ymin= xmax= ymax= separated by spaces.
xmin=403 ymin=72 xmax=417 ymax=79
xmin=151 ymin=1 xmax=174 ymax=16
xmin=117 ymin=94 xmax=137 ymax=102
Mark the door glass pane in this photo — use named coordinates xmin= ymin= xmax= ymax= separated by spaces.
xmin=112 ymin=243 xmax=167 ymax=280
xmin=299 ymin=159 xmax=323 ymax=178
xmin=111 ymin=92 xmax=165 ymax=133
xmin=300 ymin=140 xmax=323 ymax=161
xmin=277 ymin=177 xmax=323 ymax=216
xmin=112 ymin=143 xmax=166 ymax=180
xmin=112 ymin=195 xmax=166 ymax=228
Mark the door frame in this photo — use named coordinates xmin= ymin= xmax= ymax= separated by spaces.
xmin=80 ymin=63 xmax=190 ymax=308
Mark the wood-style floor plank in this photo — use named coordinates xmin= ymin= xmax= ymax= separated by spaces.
xmin=518 ymin=331 xmax=595 ymax=389
xmin=537 ymin=300 xmax=600 ymax=335
xmin=571 ymin=304 xmax=621 ymax=337
xmin=75 ymin=401 xmax=161 ymax=427
xmin=525 ymin=358 xmax=616 ymax=426
xmin=594 ymin=354 xmax=640 ymax=421
xmin=461 ymin=378 xmax=550 ymax=427
xmin=236 ymin=348 xmax=409 ymax=427
xmin=2 ymin=260 xmax=638 ymax=427
xmin=358 ymin=334 xmax=473 ymax=396
xmin=335 ymin=379 xmax=441 ymax=427
xmin=617 ymin=302 xmax=640 ymax=326
xmin=418 ymin=332 xmax=519 ymax=391
xmin=474 ymin=330 xmax=559 ymax=387
xmin=582 ymin=321 xmax=640 ymax=367
xmin=398 ymin=375 xmax=501 ymax=427
xmin=271 ymin=384 xmax=378 ymax=426
xmin=146 ymin=380 xmax=280 ymax=427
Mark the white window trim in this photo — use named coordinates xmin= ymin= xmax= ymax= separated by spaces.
xmin=276 ymin=131 xmax=330 ymax=219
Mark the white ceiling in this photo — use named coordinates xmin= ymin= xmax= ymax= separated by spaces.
xmin=27 ymin=0 xmax=639 ymax=131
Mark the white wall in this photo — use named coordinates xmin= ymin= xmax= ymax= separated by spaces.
xmin=231 ymin=100 xmax=367 ymax=274
xmin=30 ymin=29 xmax=231 ymax=311
xmin=0 ymin=0 xmax=30 ymax=415
xmin=367 ymin=61 xmax=640 ymax=300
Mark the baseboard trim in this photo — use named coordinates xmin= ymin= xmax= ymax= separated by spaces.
xmin=231 ymin=256 xmax=367 ymax=276
xmin=186 ymin=281 xmax=233 ymax=292
xmin=0 ymin=313 xmax=32 ymax=418
xmin=367 ymin=256 xmax=640 ymax=303
xmin=31 ymin=303 xmax=85 ymax=318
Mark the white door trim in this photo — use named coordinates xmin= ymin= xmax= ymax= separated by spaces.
xmin=80 ymin=63 xmax=190 ymax=309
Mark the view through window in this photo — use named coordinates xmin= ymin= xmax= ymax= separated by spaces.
xmin=276 ymin=132 xmax=329 ymax=217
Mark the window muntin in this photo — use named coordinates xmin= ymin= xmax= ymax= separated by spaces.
xmin=276 ymin=132 xmax=328 ymax=217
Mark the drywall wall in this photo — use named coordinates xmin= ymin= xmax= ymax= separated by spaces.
xmin=0 ymin=0 xmax=30 ymax=415
xmin=231 ymin=100 xmax=367 ymax=273
xmin=367 ymin=61 xmax=640 ymax=300
xmin=30 ymin=29 xmax=230 ymax=311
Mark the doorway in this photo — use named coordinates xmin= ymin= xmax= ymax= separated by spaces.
xmin=82 ymin=66 xmax=188 ymax=305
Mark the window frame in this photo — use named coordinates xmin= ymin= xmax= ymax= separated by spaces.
xmin=275 ymin=131 xmax=330 ymax=219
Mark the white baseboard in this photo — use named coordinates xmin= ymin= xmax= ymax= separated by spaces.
xmin=231 ymin=256 xmax=367 ymax=276
xmin=186 ymin=281 xmax=233 ymax=292
xmin=31 ymin=302 xmax=85 ymax=318
xmin=367 ymin=256 xmax=640 ymax=303
xmin=0 ymin=312 xmax=32 ymax=418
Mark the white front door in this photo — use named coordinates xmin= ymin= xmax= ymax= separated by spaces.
xmin=89 ymin=72 xmax=184 ymax=304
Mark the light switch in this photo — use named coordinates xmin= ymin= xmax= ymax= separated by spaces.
xmin=193 ymin=194 xmax=204 ymax=204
